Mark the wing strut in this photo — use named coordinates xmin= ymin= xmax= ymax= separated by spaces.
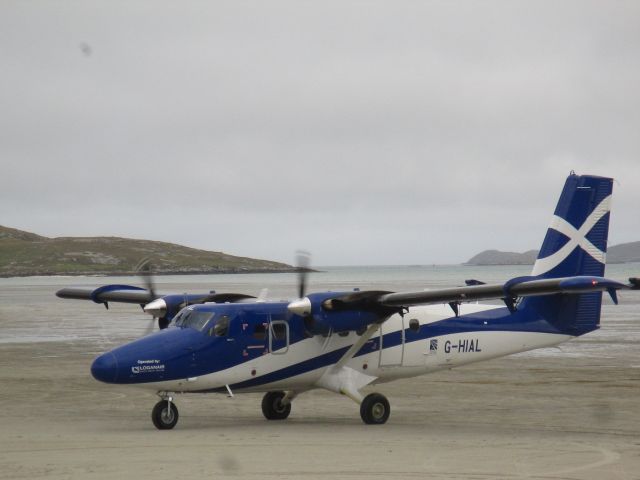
xmin=334 ymin=323 xmax=380 ymax=371
xmin=316 ymin=323 xmax=381 ymax=403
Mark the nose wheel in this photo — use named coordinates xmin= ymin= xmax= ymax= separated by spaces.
xmin=152 ymin=398 xmax=179 ymax=430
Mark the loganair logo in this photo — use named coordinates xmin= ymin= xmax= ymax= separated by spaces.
xmin=532 ymin=195 xmax=611 ymax=276
xmin=131 ymin=359 xmax=165 ymax=374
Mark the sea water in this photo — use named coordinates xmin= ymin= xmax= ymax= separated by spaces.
xmin=0 ymin=264 xmax=638 ymax=362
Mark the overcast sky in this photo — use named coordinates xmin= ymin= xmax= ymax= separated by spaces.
xmin=1 ymin=1 xmax=639 ymax=266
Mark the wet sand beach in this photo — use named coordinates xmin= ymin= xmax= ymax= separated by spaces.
xmin=1 ymin=339 xmax=639 ymax=479
xmin=1 ymin=268 xmax=639 ymax=479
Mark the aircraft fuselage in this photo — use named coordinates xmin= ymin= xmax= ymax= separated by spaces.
xmin=92 ymin=300 xmax=572 ymax=395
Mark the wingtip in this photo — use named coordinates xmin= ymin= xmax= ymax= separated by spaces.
xmin=55 ymin=288 xmax=71 ymax=298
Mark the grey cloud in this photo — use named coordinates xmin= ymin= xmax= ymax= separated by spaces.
xmin=1 ymin=1 xmax=639 ymax=265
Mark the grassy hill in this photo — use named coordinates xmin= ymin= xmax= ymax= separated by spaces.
xmin=0 ymin=225 xmax=295 ymax=277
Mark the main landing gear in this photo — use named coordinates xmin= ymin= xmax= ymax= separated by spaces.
xmin=360 ymin=393 xmax=390 ymax=425
xmin=259 ymin=390 xmax=391 ymax=425
xmin=261 ymin=391 xmax=293 ymax=420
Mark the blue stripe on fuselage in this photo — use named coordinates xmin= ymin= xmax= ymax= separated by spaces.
xmin=192 ymin=303 xmax=567 ymax=393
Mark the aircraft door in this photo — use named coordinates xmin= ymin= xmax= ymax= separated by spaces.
xmin=238 ymin=312 xmax=290 ymax=358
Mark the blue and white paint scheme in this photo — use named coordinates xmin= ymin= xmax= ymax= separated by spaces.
xmin=57 ymin=173 xmax=639 ymax=429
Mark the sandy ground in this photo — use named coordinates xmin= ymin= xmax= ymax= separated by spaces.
xmin=1 ymin=340 xmax=639 ymax=480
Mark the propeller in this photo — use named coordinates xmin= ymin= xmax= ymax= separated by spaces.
xmin=288 ymin=251 xmax=314 ymax=335
xmin=135 ymin=257 xmax=156 ymax=300
xmin=135 ymin=257 xmax=170 ymax=330
xmin=296 ymin=250 xmax=311 ymax=299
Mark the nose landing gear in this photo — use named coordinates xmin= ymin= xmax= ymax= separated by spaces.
xmin=152 ymin=395 xmax=179 ymax=430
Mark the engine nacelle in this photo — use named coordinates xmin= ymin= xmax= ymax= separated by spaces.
xmin=290 ymin=292 xmax=389 ymax=334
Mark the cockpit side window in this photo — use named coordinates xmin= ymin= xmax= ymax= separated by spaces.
xmin=211 ymin=315 xmax=230 ymax=337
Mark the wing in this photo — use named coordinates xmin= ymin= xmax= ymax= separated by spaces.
xmin=56 ymin=284 xmax=255 ymax=307
xmin=324 ymin=276 xmax=640 ymax=314
xmin=56 ymin=285 xmax=154 ymax=305
xmin=56 ymin=283 xmax=256 ymax=331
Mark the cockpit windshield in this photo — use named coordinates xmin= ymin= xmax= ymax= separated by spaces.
xmin=172 ymin=308 xmax=214 ymax=332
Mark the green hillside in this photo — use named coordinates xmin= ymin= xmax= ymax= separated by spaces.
xmin=0 ymin=225 xmax=294 ymax=277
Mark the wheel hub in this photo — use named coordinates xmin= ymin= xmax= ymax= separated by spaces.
xmin=274 ymin=399 xmax=286 ymax=413
xmin=372 ymin=402 xmax=385 ymax=420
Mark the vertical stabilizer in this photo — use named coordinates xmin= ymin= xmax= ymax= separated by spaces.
xmin=532 ymin=174 xmax=613 ymax=279
xmin=525 ymin=173 xmax=613 ymax=336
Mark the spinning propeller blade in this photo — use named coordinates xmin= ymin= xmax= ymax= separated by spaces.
xmin=296 ymin=250 xmax=311 ymax=299
xmin=289 ymin=251 xmax=314 ymax=333
xmin=135 ymin=257 xmax=156 ymax=300
xmin=136 ymin=257 xmax=169 ymax=330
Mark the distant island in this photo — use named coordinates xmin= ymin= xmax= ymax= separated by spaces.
xmin=465 ymin=249 xmax=539 ymax=266
xmin=0 ymin=225 xmax=296 ymax=277
xmin=465 ymin=241 xmax=640 ymax=266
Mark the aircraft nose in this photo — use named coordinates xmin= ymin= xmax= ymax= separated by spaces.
xmin=91 ymin=352 xmax=119 ymax=383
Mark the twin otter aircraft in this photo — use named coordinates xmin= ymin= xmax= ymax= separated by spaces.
xmin=57 ymin=174 xmax=639 ymax=429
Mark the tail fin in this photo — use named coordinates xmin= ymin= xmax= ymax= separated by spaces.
xmin=525 ymin=173 xmax=613 ymax=336
xmin=532 ymin=174 xmax=613 ymax=279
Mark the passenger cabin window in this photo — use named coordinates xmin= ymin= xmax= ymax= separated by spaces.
xmin=254 ymin=323 xmax=267 ymax=340
xmin=173 ymin=308 xmax=214 ymax=332
xmin=409 ymin=319 xmax=420 ymax=332
xmin=271 ymin=322 xmax=287 ymax=340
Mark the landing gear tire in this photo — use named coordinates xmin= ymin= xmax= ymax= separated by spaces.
xmin=360 ymin=393 xmax=390 ymax=425
xmin=152 ymin=400 xmax=179 ymax=430
xmin=261 ymin=391 xmax=291 ymax=420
